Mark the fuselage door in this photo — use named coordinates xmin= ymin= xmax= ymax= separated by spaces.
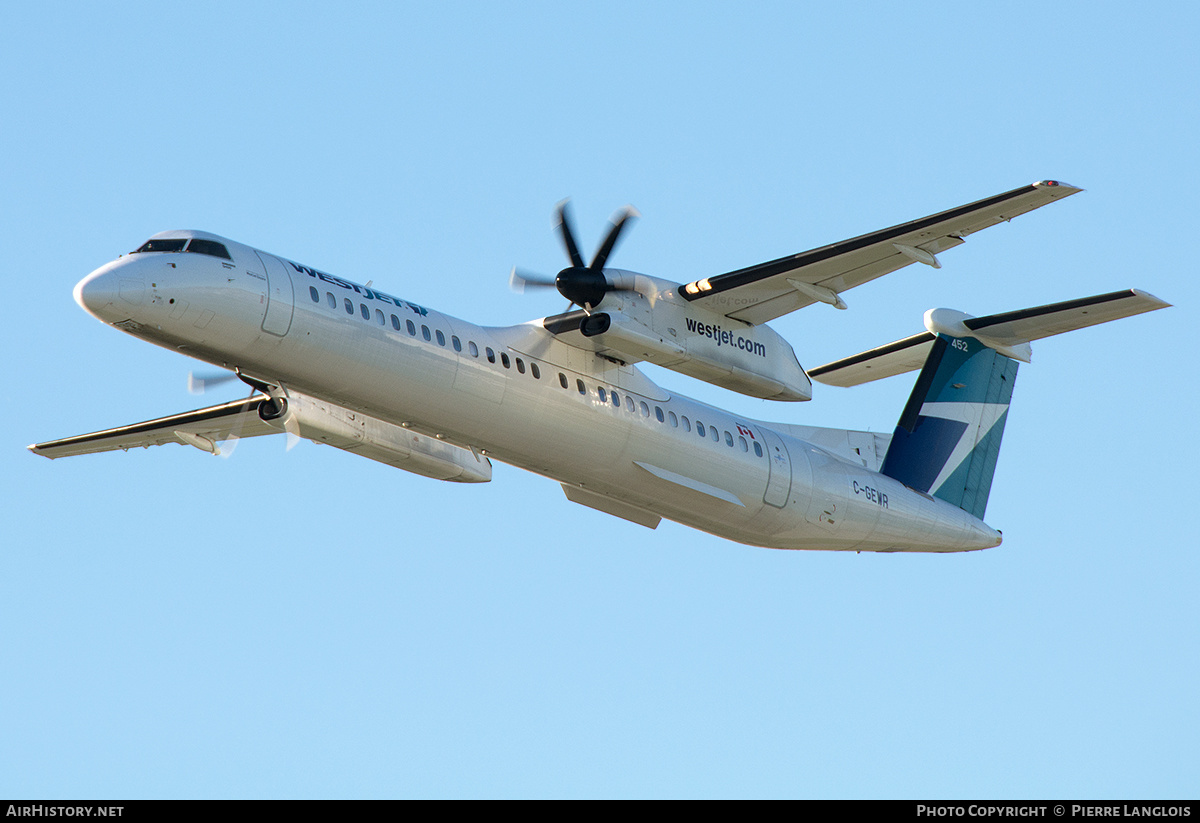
xmin=256 ymin=252 xmax=295 ymax=337
xmin=756 ymin=425 xmax=793 ymax=508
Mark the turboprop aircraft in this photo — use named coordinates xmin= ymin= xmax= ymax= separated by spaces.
xmin=30 ymin=181 xmax=1169 ymax=552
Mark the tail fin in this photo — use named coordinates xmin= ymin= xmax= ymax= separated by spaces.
xmin=879 ymin=334 xmax=1018 ymax=520
xmin=816 ymin=289 xmax=1172 ymax=520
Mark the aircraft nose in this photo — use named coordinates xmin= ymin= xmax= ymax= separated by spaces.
xmin=74 ymin=263 xmax=143 ymax=319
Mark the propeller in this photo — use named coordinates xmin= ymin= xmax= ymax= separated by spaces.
xmin=188 ymin=370 xmax=240 ymax=395
xmin=186 ymin=369 xmax=248 ymax=457
xmin=511 ymin=201 xmax=641 ymax=311
xmin=187 ymin=369 xmax=300 ymax=453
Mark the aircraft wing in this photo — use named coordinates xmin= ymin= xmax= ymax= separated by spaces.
xmin=28 ymin=397 xmax=276 ymax=458
xmin=809 ymin=289 xmax=1171 ymax=387
xmin=679 ymin=180 xmax=1081 ymax=325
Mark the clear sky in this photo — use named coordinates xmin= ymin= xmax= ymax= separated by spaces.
xmin=2 ymin=1 xmax=1196 ymax=799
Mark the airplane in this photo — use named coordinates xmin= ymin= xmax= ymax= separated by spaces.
xmin=29 ymin=181 xmax=1170 ymax=553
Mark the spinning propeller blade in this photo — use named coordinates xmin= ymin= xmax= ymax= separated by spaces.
xmin=512 ymin=201 xmax=640 ymax=311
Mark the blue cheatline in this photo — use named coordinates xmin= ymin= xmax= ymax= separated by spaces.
xmin=880 ymin=334 xmax=1019 ymax=521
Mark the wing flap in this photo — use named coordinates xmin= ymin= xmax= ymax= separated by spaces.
xmin=682 ymin=180 xmax=1081 ymax=325
xmin=29 ymin=397 xmax=276 ymax=459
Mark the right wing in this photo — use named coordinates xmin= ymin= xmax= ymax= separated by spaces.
xmin=680 ymin=180 xmax=1082 ymax=325
xmin=29 ymin=397 xmax=276 ymax=458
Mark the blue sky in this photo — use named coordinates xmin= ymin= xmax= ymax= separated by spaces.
xmin=2 ymin=1 xmax=1196 ymax=798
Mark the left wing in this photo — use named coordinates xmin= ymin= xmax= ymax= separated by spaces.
xmin=680 ymin=180 xmax=1081 ymax=325
xmin=29 ymin=397 xmax=275 ymax=458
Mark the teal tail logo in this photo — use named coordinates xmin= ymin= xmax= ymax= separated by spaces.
xmin=880 ymin=335 xmax=1018 ymax=520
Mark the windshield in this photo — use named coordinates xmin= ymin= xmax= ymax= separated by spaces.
xmin=133 ymin=239 xmax=187 ymax=253
xmin=184 ymin=239 xmax=231 ymax=260
xmin=131 ymin=238 xmax=232 ymax=260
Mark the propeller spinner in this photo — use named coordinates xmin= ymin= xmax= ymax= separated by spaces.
xmin=511 ymin=201 xmax=640 ymax=310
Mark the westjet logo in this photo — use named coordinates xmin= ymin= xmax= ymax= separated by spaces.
xmin=289 ymin=261 xmax=429 ymax=317
xmin=684 ymin=317 xmax=767 ymax=357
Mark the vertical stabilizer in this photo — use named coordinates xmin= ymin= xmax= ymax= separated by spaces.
xmin=879 ymin=335 xmax=1018 ymax=520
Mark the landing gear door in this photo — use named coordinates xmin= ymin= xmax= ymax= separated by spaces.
xmin=755 ymin=426 xmax=792 ymax=508
xmin=256 ymin=252 xmax=295 ymax=337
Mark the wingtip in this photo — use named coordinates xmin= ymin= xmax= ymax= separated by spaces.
xmin=1035 ymin=179 xmax=1084 ymax=194
xmin=1129 ymin=288 xmax=1173 ymax=310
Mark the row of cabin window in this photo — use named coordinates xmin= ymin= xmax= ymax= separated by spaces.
xmin=556 ymin=372 xmax=764 ymax=458
xmin=310 ymin=286 xmax=761 ymax=458
xmin=309 ymin=286 xmax=542 ymax=378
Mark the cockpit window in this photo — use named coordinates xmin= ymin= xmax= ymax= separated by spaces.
xmin=184 ymin=239 xmax=232 ymax=260
xmin=133 ymin=238 xmax=187 ymax=253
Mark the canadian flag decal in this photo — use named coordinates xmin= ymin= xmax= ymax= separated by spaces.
xmin=736 ymin=424 xmax=755 ymax=439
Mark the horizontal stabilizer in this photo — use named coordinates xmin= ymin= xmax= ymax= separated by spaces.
xmin=810 ymin=289 xmax=1170 ymax=387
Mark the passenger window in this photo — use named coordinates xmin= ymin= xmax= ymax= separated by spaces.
xmin=422 ymin=325 xmax=431 ymax=341
xmin=559 ymin=373 xmax=568 ymax=388
xmin=501 ymin=353 xmax=510 ymax=368
xmin=682 ymin=416 xmax=691 ymax=432
xmin=452 ymin=336 xmax=462 ymax=352
xmin=669 ymin=411 xmax=678 ymax=427
xmin=487 ymin=347 xmax=496 ymax=364
xmin=612 ymin=392 xmax=620 ymax=408
xmin=597 ymin=386 xmax=607 ymax=402
xmin=309 ymin=286 xmax=320 ymax=303
xmin=344 ymin=298 xmax=354 ymax=314
xmin=577 ymin=379 xmax=586 ymax=395
xmin=376 ymin=309 xmax=385 ymax=325
xmin=469 ymin=341 xmax=479 ymax=357
xmin=407 ymin=319 xmax=417 ymax=336
xmin=739 ymin=436 xmax=749 ymax=452
xmin=724 ymin=431 xmax=734 ymax=447
xmin=516 ymin=357 xmax=525 ymax=374
xmin=327 ymin=292 xmax=336 ymax=308
xmin=655 ymin=407 xmax=665 ymax=423
xmin=640 ymin=401 xmax=650 ymax=418
xmin=531 ymin=363 xmax=540 ymax=379
xmin=697 ymin=422 xmax=706 ymax=437
xmin=360 ymin=303 xmax=370 ymax=319
xmin=391 ymin=314 xmax=401 ymax=330
xmin=436 ymin=330 xmax=445 ymax=346
xmin=711 ymin=427 xmax=719 ymax=442
xmin=754 ymin=442 xmax=763 ymax=457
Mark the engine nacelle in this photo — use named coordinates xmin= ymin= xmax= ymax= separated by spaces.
xmin=260 ymin=393 xmax=491 ymax=483
xmin=576 ymin=307 xmax=812 ymax=402
xmin=541 ymin=271 xmax=812 ymax=401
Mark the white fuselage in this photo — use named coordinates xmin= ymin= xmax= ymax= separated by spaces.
xmin=73 ymin=231 xmax=1002 ymax=553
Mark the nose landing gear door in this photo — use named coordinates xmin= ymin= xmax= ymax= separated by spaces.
xmin=255 ymin=252 xmax=295 ymax=337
